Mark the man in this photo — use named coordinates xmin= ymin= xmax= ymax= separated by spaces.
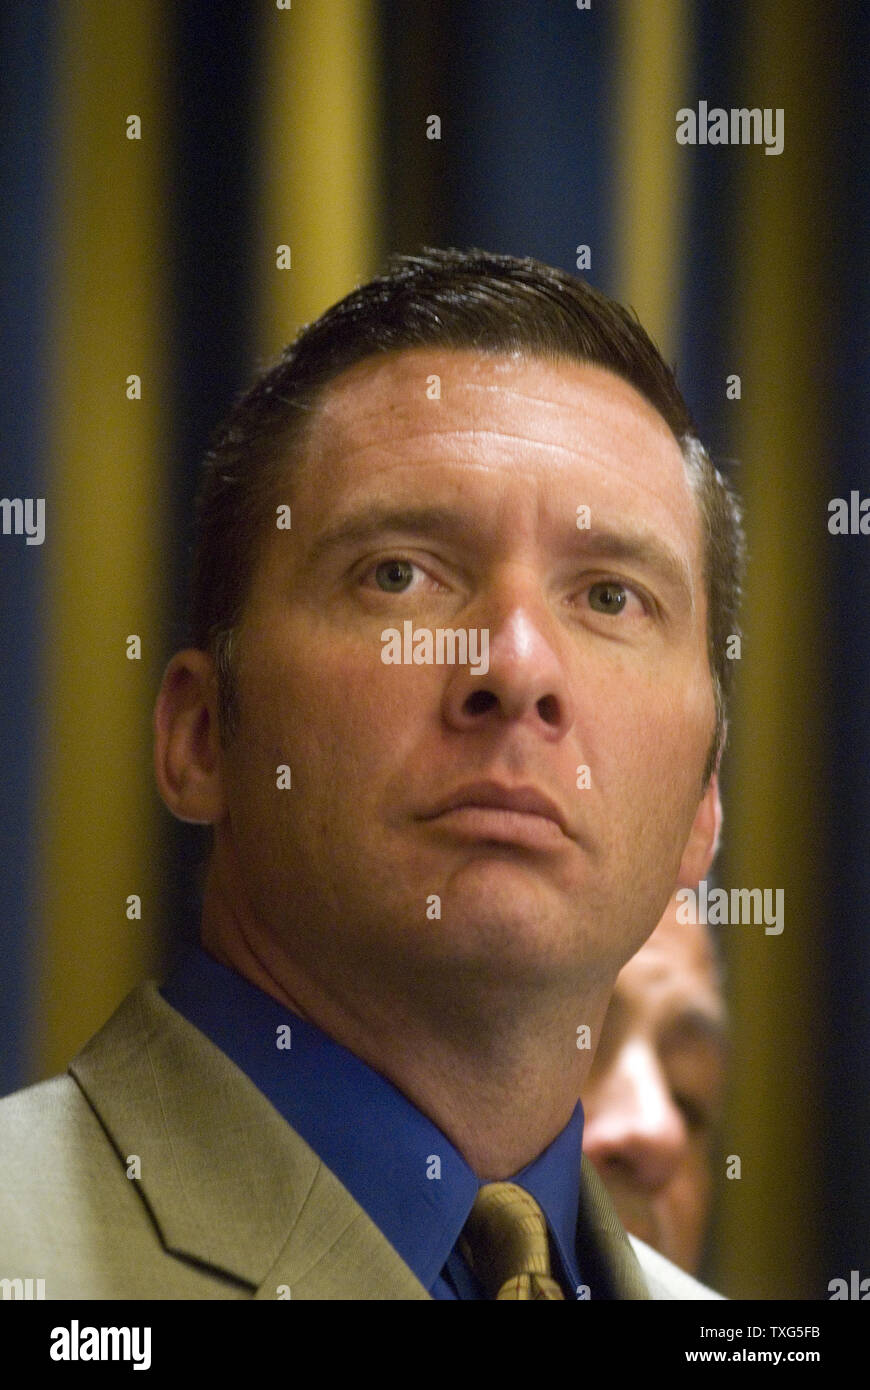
xmin=583 ymin=891 xmax=728 ymax=1277
xmin=0 ymin=248 xmax=743 ymax=1299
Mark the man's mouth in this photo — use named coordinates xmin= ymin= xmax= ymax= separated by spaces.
xmin=420 ymin=782 xmax=570 ymax=849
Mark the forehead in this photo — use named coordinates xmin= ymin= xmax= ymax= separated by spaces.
xmin=293 ymin=348 xmax=701 ymax=549
xmin=616 ymin=914 xmax=720 ymax=1015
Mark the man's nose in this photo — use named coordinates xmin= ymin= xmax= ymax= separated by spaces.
xmin=440 ymin=579 xmax=575 ymax=740
xmin=583 ymin=1041 xmax=690 ymax=1193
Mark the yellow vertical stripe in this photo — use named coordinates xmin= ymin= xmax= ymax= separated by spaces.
xmin=254 ymin=0 xmax=381 ymax=359
xmin=612 ymin=0 xmax=691 ymax=362
xmin=36 ymin=2 xmax=167 ymax=1077
xmin=715 ymin=3 xmax=827 ymax=1299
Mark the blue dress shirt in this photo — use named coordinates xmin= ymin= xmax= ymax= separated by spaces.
xmin=161 ymin=946 xmax=587 ymax=1299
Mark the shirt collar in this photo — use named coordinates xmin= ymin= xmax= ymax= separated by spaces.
xmin=161 ymin=945 xmax=584 ymax=1293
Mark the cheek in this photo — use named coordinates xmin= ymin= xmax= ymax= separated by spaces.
xmin=237 ymin=625 xmax=429 ymax=788
xmin=582 ymin=663 xmax=712 ymax=798
xmin=671 ymin=1147 xmax=712 ymax=1228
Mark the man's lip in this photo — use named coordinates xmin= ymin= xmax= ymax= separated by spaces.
xmin=421 ymin=783 xmax=569 ymax=835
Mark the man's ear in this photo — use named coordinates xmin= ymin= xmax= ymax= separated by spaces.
xmin=676 ymin=772 xmax=722 ymax=887
xmin=153 ymin=649 xmax=228 ymax=824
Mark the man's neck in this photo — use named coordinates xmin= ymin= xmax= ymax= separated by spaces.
xmin=201 ymin=893 xmax=610 ymax=1179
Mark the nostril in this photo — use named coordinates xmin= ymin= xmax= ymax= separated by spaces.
xmin=464 ymin=689 xmax=498 ymax=716
xmin=536 ymin=694 xmax=560 ymax=725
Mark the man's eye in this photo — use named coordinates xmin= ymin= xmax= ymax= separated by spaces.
xmin=588 ymin=580 xmax=628 ymax=615
xmin=373 ymin=558 xmax=416 ymax=592
xmin=675 ymin=1093 xmax=711 ymax=1133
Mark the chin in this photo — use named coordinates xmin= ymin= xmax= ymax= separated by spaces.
xmin=431 ymin=909 xmax=590 ymax=987
xmin=446 ymin=851 xmax=580 ymax=908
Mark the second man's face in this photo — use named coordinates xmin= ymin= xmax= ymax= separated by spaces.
xmin=583 ymin=898 xmax=728 ymax=1274
xmin=214 ymin=349 xmax=717 ymax=1006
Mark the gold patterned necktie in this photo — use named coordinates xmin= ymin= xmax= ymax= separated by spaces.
xmin=459 ymin=1182 xmax=567 ymax=1300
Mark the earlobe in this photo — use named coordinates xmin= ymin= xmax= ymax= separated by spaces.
xmin=676 ymin=772 xmax=722 ymax=887
xmin=153 ymin=650 xmax=227 ymax=824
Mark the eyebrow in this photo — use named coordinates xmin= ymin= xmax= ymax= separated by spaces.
xmin=305 ymin=503 xmax=696 ymax=606
xmin=306 ymin=506 xmax=477 ymax=566
xmin=662 ymin=1007 xmax=730 ymax=1055
xmin=572 ymin=526 xmax=695 ymax=609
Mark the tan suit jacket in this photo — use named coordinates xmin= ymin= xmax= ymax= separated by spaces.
xmin=0 ymin=983 xmax=722 ymax=1300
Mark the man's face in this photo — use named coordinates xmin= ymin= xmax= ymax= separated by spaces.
xmin=582 ymin=900 xmax=727 ymax=1274
xmin=214 ymin=349 xmax=716 ymax=1009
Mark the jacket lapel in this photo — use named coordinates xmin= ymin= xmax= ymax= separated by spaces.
xmin=69 ymin=982 xmax=428 ymax=1299
xmin=576 ymin=1155 xmax=651 ymax=1299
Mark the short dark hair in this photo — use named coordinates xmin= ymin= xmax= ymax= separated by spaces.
xmin=192 ymin=247 xmax=745 ymax=786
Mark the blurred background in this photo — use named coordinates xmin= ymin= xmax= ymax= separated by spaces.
xmin=1 ymin=0 xmax=867 ymax=1300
